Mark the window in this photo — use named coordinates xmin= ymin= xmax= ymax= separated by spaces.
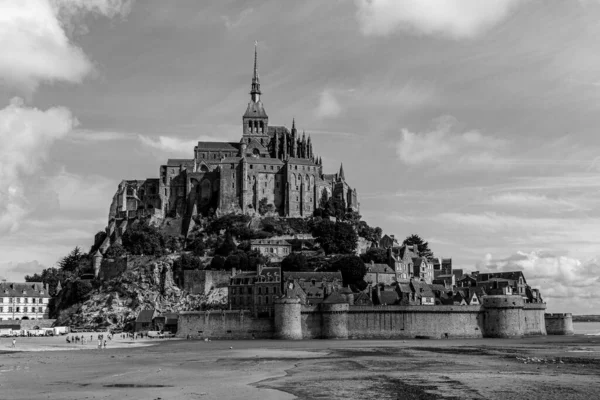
xmin=16 ymin=307 xmax=20 ymax=312
xmin=25 ymin=298 xmax=28 ymax=304
xmin=265 ymin=182 xmax=268 ymax=187
xmin=17 ymin=298 xmax=20 ymax=303
xmin=250 ymin=165 xmax=253 ymax=169
xmin=295 ymin=166 xmax=297 ymax=170
xmin=231 ymin=164 xmax=235 ymax=169
xmin=248 ymin=287 xmax=252 ymax=295
xmin=263 ymin=165 xmax=266 ymax=170
xmin=232 ymin=182 xmax=235 ymax=188
xmin=0 ymin=298 xmax=3 ymax=303
xmin=0 ymin=307 xmax=2 ymax=312
xmin=258 ymin=287 xmax=262 ymax=295
xmin=8 ymin=307 xmax=12 ymax=312
xmin=270 ymin=166 xmax=273 ymax=170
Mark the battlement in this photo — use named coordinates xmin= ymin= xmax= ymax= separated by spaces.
xmin=545 ymin=313 xmax=574 ymax=335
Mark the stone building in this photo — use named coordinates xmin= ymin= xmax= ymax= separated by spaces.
xmin=282 ymin=271 xmax=343 ymax=305
xmin=386 ymin=245 xmax=434 ymax=283
xmin=250 ymin=239 xmax=292 ymax=260
xmin=228 ymin=265 xmax=282 ymax=315
xmin=107 ymin=44 xmax=359 ymax=236
xmin=0 ymin=282 xmax=51 ymax=321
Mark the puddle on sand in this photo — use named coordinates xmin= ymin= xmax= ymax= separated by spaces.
xmin=103 ymin=384 xmax=173 ymax=388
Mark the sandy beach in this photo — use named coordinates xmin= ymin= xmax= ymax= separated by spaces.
xmin=1 ymin=334 xmax=599 ymax=399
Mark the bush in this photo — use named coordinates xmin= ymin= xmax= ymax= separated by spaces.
xmin=331 ymin=255 xmax=367 ymax=286
xmin=215 ymin=231 xmax=237 ymax=257
xmin=281 ymin=253 xmax=309 ymax=272
xmin=313 ymin=220 xmax=358 ymax=255
xmin=122 ymin=223 xmax=167 ymax=256
xmin=105 ymin=244 xmax=126 ymax=259
xmin=209 ymin=255 xmax=226 ymax=270
xmin=360 ymin=248 xmax=388 ymax=264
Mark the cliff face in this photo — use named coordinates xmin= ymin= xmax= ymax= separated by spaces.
xmin=54 ymin=256 xmax=227 ymax=329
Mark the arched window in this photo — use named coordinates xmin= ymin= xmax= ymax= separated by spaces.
xmin=258 ymin=287 xmax=262 ymax=295
xmin=200 ymin=165 xmax=209 ymax=172
xmin=265 ymin=296 xmax=269 ymax=304
xmin=260 ymin=121 xmax=264 ymax=133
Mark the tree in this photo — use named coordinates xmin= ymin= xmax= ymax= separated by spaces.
xmin=122 ymin=224 xmax=166 ymax=256
xmin=357 ymin=221 xmax=382 ymax=243
xmin=281 ymin=253 xmax=309 ymax=272
xmin=360 ymin=247 xmax=388 ymax=264
xmin=258 ymin=197 xmax=274 ymax=215
xmin=25 ymin=267 xmax=73 ymax=296
xmin=215 ymin=231 xmax=237 ymax=257
xmin=402 ymin=234 xmax=434 ymax=260
xmin=58 ymin=247 xmax=85 ymax=272
xmin=209 ymin=255 xmax=226 ymax=270
xmin=313 ymin=220 xmax=358 ymax=255
xmin=104 ymin=244 xmax=125 ymax=259
xmin=331 ymin=255 xmax=367 ymax=286
xmin=187 ymin=236 xmax=206 ymax=256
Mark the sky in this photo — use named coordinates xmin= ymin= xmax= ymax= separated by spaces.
xmin=0 ymin=0 xmax=599 ymax=314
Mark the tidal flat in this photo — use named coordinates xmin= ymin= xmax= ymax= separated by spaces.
xmin=2 ymin=335 xmax=599 ymax=399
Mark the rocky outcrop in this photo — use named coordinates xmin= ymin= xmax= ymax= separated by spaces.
xmin=54 ymin=256 xmax=227 ymax=329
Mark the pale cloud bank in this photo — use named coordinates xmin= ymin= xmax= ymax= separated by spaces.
xmin=0 ymin=0 xmax=134 ymax=94
xmin=479 ymin=251 xmax=600 ymax=313
xmin=396 ymin=116 xmax=507 ymax=167
xmin=316 ymin=89 xmax=342 ymax=119
xmin=0 ymin=98 xmax=76 ymax=234
xmin=355 ymin=0 xmax=526 ymax=39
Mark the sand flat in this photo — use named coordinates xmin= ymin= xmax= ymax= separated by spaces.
xmin=1 ymin=335 xmax=599 ymax=399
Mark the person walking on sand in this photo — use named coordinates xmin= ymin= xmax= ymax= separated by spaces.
xmin=11 ymin=338 xmax=16 ymax=348
xmin=103 ymin=340 xmax=107 ymax=349
xmin=98 ymin=339 xmax=102 ymax=349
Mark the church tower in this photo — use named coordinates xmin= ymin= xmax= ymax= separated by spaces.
xmin=242 ymin=42 xmax=269 ymax=144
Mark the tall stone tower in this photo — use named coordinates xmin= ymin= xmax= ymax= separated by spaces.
xmin=242 ymin=42 xmax=269 ymax=145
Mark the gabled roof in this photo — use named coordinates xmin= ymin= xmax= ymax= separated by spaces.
xmin=411 ymin=280 xmax=435 ymax=298
xmin=246 ymin=157 xmax=285 ymax=165
xmin=196 ymin=142 xmax=240 ymax=151
xmin=267 ymin=126 xmax=289 ymax=137
xmin=378 ymin=290 xmax=399 ymax=305
xmin=259 ymin=267 xmax=281 ymax=277
xmin=477 ymin=271 xmax=526 ymax=284
xmin=0 ymin=282 xmax=50 ymax=298
xmin=284 ymin=271 xmax=342 ymax=281
xmin=243 ymin=100 xmax=268 ymax=118
xmin=136 ymin=309 xmax=155 ymax=323
xmin=367 ymin=263 xmax=394 ymax=273
xmin=322 ymin=291 xmax=348 ymax=304
xmin=166 ymin=159 xmax=194 ymax=167
xmin=287 ymin=157 xmax=318 ymax=166
xmin=353 ymin=291 xmax=373 ymax=305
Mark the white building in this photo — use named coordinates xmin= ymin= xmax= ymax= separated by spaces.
xmin=0 ymin=282 xmax=51 ymax=321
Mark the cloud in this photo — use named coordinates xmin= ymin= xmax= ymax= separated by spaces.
xmin=355 ymin=0 xmax=526 ymax=39
xmin=0 ymin=260 xmax=47 ymax=281
xmin=316 ymin=89 xmax=342 ymax=118
xmin=138 ymin=135 xmax=198 ymax=153
xmin=0 ymin=98 xmax=77 ymax=234
xmin=0 ymin=0 xmax=134 ymax=93
xmin=66 ymin=128 xmax=137 ymax=142
xmin=221 ymin=8 xmax=254 ymax=30
xmin=486 ymin=192 xmax=590 ymax=213
xmin=396 ymin=116 xmax=507 ymax=167
xmin=478 ymin=251 xmax=600 ymax=312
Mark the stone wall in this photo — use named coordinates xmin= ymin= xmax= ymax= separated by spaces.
xmin=183 ymin=270 xmax=230 ymax=295
xmin=545 ymin=313 xmax=574 ymax=335
xmin=177 ymin=310 xmax=274 ymax=339
xmin=177 ymin=297 xmax=548 ymax=340
xmin=20 ymin=319 xmax=56 ymax=330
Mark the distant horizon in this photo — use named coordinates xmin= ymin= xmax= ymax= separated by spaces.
xmin=1 ymin=1 xmax=599 ymax=314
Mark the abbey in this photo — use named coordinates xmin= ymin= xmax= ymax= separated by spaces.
xmin=109 ymin=45 xmax=358 ymax=231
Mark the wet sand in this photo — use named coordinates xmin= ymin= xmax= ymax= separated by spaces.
xmin=2 ymin=335 xmax=600 ymax=399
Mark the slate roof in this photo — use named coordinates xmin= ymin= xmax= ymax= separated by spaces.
xmin=243 ymin=101 xmax=268 ymax=118
xmin=196 ymin=142 xmax=240 ymax=151
xmin=259 ymin=267 xmax=281 ymax=277
xmin=284 ymin=271 xmax=342 ymax=281
xmin=251 ymin=239 xmax=291 ymax=246
xmin=378 ymin=290 xmax=399 ymax=305
xmin=283 ymin=284 xmax=306 ymax=301
xmin=136 ymin=309 xmax=155 ymax=323
xmin=430 ymin=284 xmax=447 ymax=293
xmin=287 ymin=157 xmax=318 ymax=166
xmin=166 ymin=159 xmax=194 ymax=166
xmin=367 ymin=263 xmax=394 ymax=274
xmin=411 ymin=280 xmax=435 ymax=298
xmin=0 ymin=282 xmax=50 ymax=298
xmin=267 ymin=126 xmax=289 ymax=137
xmin=396 ymin=282 xmax=412 ymax=294
xmin=322 ymin=292 xmax=348 ymax=304
xmin=477 ymin=271 xmax=526 ymax=284
xmin=353 ymin=292 xmax=373 ymax=305
xmin=246 ymin=158 xmax=285 ymax=165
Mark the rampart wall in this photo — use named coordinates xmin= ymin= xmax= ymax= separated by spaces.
xmin=177 ymin=295 xmax=549 ymax=340
xmin=177 ymin=310 xmax=274 ymax=339
xmin=545 ymin=313 xmax=574 ymax=335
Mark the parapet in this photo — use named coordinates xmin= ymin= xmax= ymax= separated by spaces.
xmin=545 ymin=313 xmax=574 ymax=335
xmin=483 ymin=295 xmax=525 ymax=309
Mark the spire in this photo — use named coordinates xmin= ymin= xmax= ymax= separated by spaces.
xmin=291 ymin=118 xmax=296 ymax=133
xmin=250 ymin=41 xmax=261 ymax=101
xmin=339 ymin=163 xmax=345 ymax=180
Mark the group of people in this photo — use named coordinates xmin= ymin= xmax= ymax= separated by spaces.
xmin=65 ymin=333 xmax=113 ymax=349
